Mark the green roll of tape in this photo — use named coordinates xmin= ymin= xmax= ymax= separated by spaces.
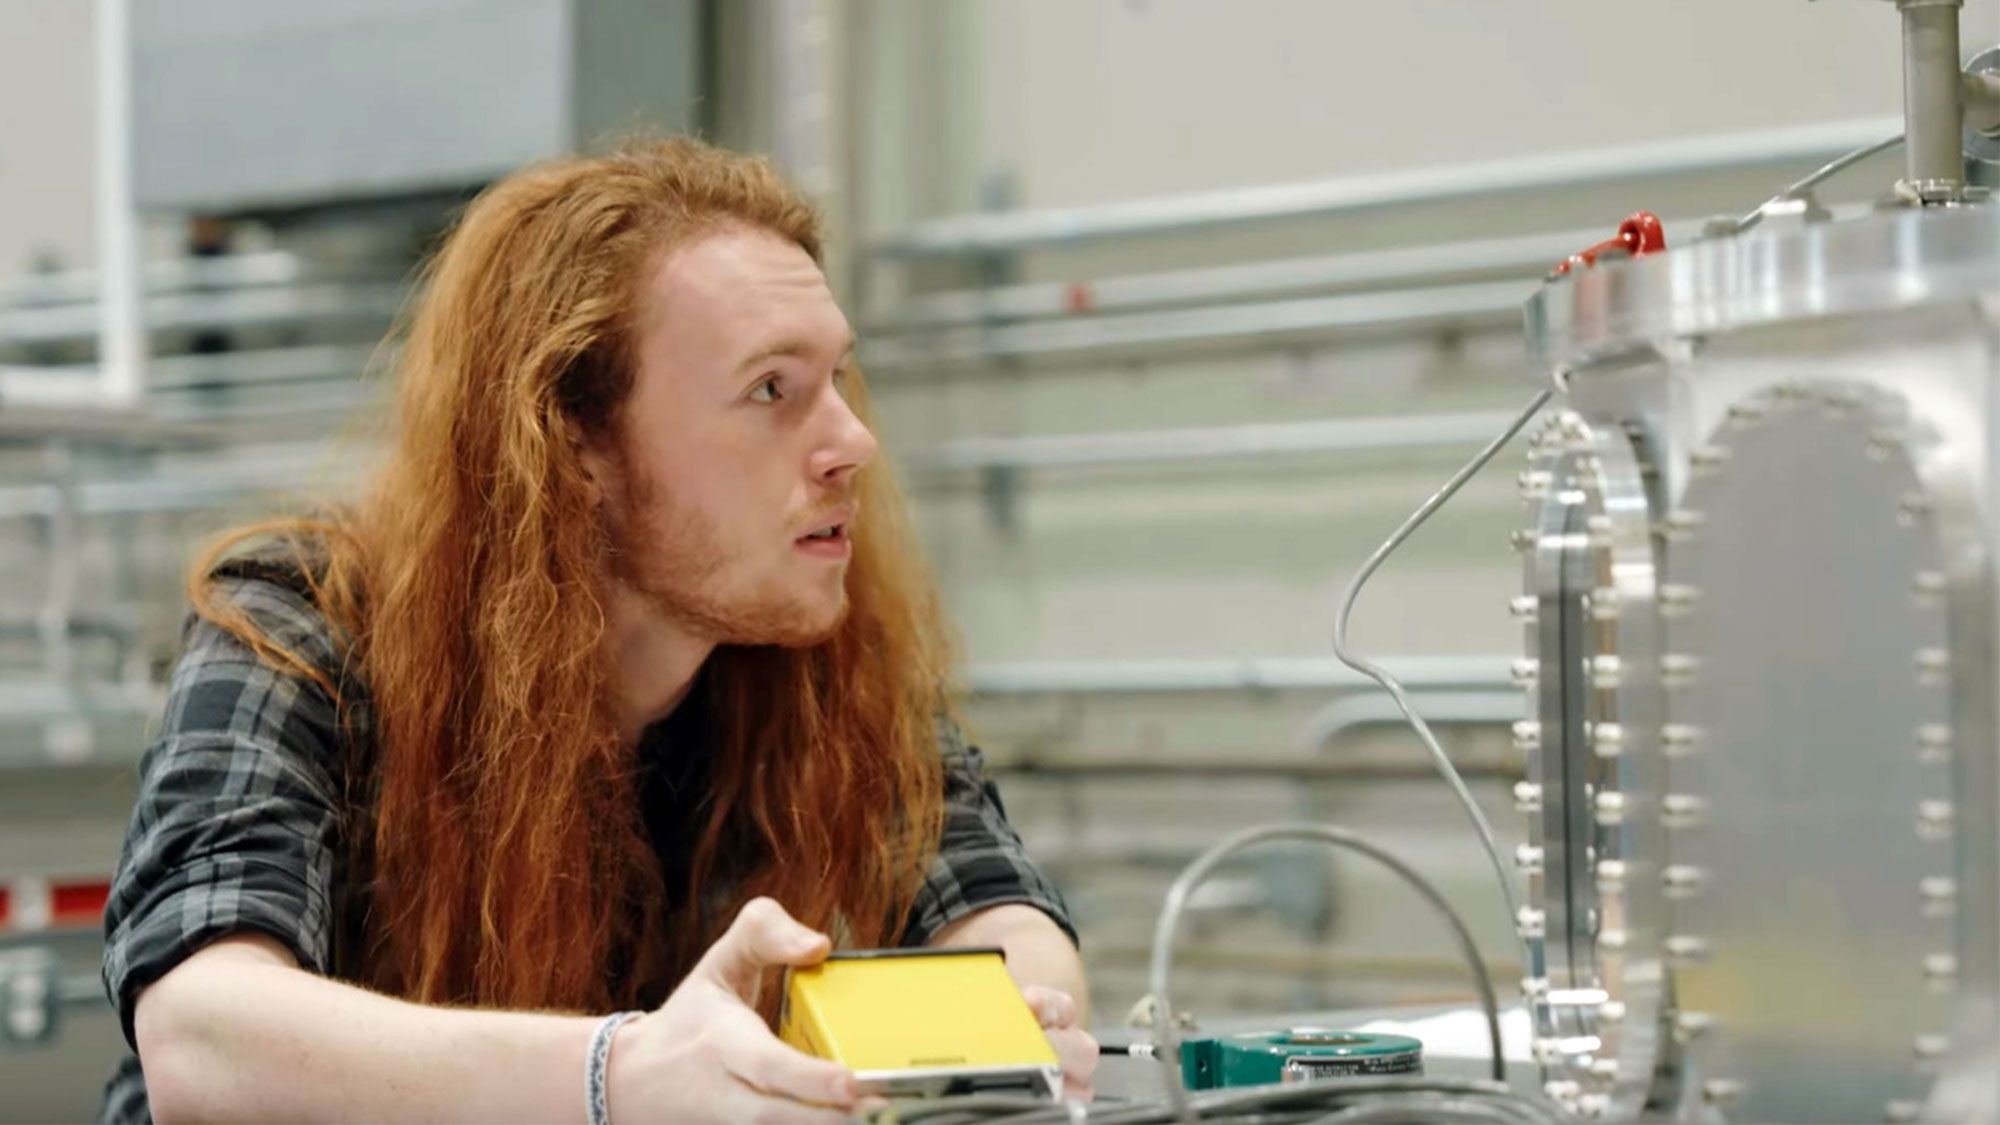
xmin=1180 ymin=1028 xmax=1424 ymax=1090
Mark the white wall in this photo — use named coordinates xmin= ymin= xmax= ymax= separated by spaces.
xmin=860 ymin=0 xmax=1999 ymax=227
xmin=0 ymin=0 xmax=95 ymax=276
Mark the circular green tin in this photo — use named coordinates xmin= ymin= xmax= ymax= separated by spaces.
xmin=1180 ymin=1028 xmax=1425 ymax=1090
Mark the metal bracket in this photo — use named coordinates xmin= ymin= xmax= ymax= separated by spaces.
xmin=978 ymin=463 xmax=1019 ymax=533
xmin=0 ymin=948 xmax=60 ymax=1050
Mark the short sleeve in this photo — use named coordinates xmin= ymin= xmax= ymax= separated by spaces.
xmin=899 ymin=719 xmax=1077 ymax=948
xmin=100 ymin=575 xmax=348 ymax=1050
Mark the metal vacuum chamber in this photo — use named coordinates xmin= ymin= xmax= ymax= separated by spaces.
xmin=1515 ymin=140 xmax=2000 ymax=1125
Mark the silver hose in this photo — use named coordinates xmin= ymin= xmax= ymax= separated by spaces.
xmin=1147 ymin=824 xmax=1507 ymax=1120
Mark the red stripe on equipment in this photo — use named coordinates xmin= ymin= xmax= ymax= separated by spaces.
xmin=53 ymin=881 xmax=110 ymax=926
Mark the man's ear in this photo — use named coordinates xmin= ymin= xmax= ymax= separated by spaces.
xmin=580 ymin=445 xmax=613 ymax=506
xmin=566 ymin=416 xmax=616 ymax=509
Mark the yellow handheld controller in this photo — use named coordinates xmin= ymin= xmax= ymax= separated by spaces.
xmin=778 ymin=947 xmax=1061 ymax=1101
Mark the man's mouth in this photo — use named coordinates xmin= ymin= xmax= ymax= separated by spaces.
xmin=797 ymin=506 xmax=857 ymax=550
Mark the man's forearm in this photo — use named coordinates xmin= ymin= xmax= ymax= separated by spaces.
xmin=137 ymin=935 xmax=596 ymax=1124
xmin=930 ymin=903 xmax=1089 ymax=1024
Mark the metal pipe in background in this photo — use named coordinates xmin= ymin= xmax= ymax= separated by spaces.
xmin=1900 ymin=0 xmax=1967 ymax=199
xmin=863 ymin=279 xmax=1530 ymax=371
xmin=0 ymin=251 xmax=306 ymax=307
xmin=38 ymin=440 xmax=80 ymax=698
xmin=988 ymin=756 xmax=1514 ymax=782
xmin=869 ymin=116 xmax=1904 ymax=260
xmin=867 ymin=224 xmax=1680 ymax=334
xmin=0 ymin=657 xmax=1510 ymax=710
xmin=0 ymin=402 xmax=1515 ymax=519
xmin=94 ymin=0 xmax=143 ymax=407
xmin=0 ymin=0 xmax=148 ymax=407
xmin=965 ymin=654 xmax=1512 ymax=695
xmin=1299 ymin=690 xmax=1523 ymax=751
xmin=906 ymin=411 xmax=1526 ymax=473
xmin=769 ymin=0 xmax=837 ymax=204
xmin=0 ymin=281 xmax=409 ymax=348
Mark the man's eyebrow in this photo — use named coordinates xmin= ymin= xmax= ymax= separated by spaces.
xmin=732 ymin=334 xmax=859 ymax=376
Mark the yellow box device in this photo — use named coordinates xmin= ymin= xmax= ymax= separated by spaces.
xmin=778 ymin=947 xmax=1061 ymax=1101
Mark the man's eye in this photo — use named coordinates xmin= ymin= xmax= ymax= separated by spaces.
xmin=749 ymin=376 xmax=782 ymax=404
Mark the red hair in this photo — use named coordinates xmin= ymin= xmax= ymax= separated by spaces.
xmin=188 ymin=138 xmax=950 ymax=1014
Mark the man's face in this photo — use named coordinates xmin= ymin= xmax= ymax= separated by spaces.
xmin=603 ymin=226 xmax=876 ymax=646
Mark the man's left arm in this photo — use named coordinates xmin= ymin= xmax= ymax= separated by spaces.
xmin=930 ymin=903 xmax=1096 ymax=1099
xmin=929 ymin=902 xmax=1089 ymax=1025
xmin=903 ymin=729 xmax=1097 ymax=1098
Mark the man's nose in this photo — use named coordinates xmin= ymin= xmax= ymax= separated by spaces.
xmin=810 ymin=391 xmax=878 ymax=485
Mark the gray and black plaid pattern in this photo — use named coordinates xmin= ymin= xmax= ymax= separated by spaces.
xmin=95 ymin=564 xmax=1071 ymax=1123
xmin=903 ymin=724 xmax=1077 ymax=949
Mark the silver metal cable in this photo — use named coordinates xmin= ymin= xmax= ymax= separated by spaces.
xmin=1729 ymin=133 xmax=1904 ymax=234
xmin=1330 ymin=388 xmax=1553 ymax=979
xmin=1146 ymin=824 xmax=1507 ymax=1121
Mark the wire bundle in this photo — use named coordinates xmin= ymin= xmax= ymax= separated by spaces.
xmin=861 ymin=1078 xmax=1569 ymax=1124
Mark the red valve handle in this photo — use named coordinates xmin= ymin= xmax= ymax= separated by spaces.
xmin=1550 ymin=211 xmax=1666 ymax=278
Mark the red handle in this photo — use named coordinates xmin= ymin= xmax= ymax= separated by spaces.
xmin=1550 ymin=211 xmax=1666 ymax=277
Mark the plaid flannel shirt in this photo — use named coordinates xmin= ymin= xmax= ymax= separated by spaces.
xmin=95 ymin=563 xmax=1071 ymax=1123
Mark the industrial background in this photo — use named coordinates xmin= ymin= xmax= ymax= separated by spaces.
xmin=2 ymin=2 xmax=1989 ymax=1120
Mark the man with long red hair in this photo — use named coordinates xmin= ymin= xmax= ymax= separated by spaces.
xmin=96 ymin=138 xmax=1094 ymax=1123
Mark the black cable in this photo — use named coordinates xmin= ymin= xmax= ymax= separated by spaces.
xmin=1177 ymin=1079 xmax=1546 ymax=1121
xmin=868 ymin=1095 xmax=1066 ymax=1123
xmin=1305 ymin=1093 xmax=1549 ymax=1124
xmin=893 ymin=1077 xmax=1567 ymax=1124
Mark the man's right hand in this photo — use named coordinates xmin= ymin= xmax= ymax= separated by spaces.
xmin=605 ymin=897 xmax=864 ymax=1124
